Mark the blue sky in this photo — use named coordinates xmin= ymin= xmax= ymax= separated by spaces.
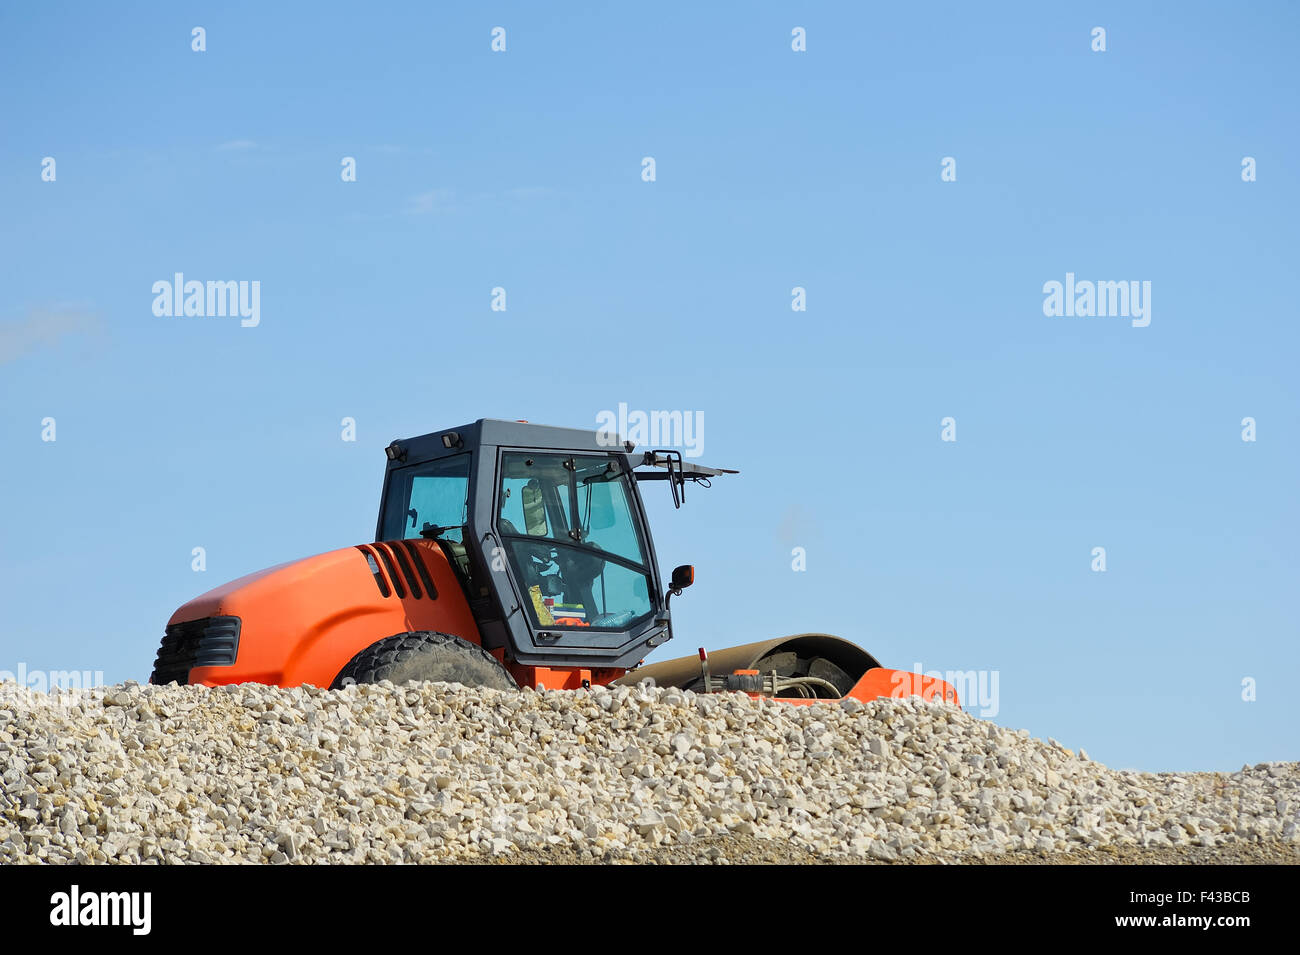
xmin=1 ymin=3 xmax=1296 ymax=771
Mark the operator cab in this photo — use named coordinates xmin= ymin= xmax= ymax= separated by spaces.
xmin=374 ymin=419 xmax=733 ymax=670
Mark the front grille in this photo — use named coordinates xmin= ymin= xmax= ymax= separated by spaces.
xmin=149 ymin=616 xmax=241 ymax=685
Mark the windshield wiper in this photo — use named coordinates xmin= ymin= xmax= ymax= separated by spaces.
xmin=579 ymin=461 xmax=622 ymax=485
xmin=419 ymin=523 xmax=461 ymax=541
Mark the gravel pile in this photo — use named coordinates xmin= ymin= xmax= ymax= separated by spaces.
xmin=1 ymin=679 xmax=1297 ymax=864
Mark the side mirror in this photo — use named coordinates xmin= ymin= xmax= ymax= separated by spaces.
xmin=657 ymin=564 xmax=695 ymax=637
xmin=670 ymin=564 xmax=694 ymax=592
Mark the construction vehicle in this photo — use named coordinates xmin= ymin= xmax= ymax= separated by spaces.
xmin=152 ymin=419 xmax=958 ymax=706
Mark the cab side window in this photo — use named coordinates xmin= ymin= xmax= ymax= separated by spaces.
xmin=380 ymin=455 xmax=470 ymax=541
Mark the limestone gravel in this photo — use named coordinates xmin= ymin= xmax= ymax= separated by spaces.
xmin=1 ymin=679 xmax=1296 ymax=864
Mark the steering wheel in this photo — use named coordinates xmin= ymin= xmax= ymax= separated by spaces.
xmin=561 ymin=544 xmax=605 ymax=587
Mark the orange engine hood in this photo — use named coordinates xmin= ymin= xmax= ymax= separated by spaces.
xmin=164 ymin=540 xmax=481 ymax=689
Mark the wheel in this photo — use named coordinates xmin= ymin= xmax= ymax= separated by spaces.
xmin=330 ymin=631 xmax=518 ymax=691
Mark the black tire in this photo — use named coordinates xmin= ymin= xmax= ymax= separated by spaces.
xmin=330 ymin=631 xmax=517 ymax=691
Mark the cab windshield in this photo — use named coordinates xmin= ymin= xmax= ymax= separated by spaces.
xmin=497 ymin=451 xmax=653 ymax=630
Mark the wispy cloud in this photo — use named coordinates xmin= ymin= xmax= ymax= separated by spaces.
xmin=504 ymin=186 xmax=556 ymax=200
xmin=216 ymin=139 xmax=258 ymax=152
xmin=0 ymin=305 xmax=103 ymax=365
xmin=405 ymin=188 xmax=455 ymax=215
xmin=401 ymin=186 xmax=554 ymax=216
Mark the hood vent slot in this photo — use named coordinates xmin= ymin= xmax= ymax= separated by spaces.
xmin=356 ymin=545 xmax=392 ymax=597
xmin=386 ymin=542 xmax=421 ymax=598
xmin=370 ymin=543 xmax=406 ymax=598
xmin=400 ymin=540 xmax=438 ymax=599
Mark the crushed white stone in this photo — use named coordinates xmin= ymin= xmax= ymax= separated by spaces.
xmin=1 ymin=679 xmax=1296 ymax=864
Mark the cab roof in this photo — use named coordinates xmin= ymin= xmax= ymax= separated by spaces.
xmin=387 ymin=418 xmax=628 ymax=469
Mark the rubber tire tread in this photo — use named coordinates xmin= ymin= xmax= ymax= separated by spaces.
xmin=330 ymin=631 xmax=517 ymax=691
